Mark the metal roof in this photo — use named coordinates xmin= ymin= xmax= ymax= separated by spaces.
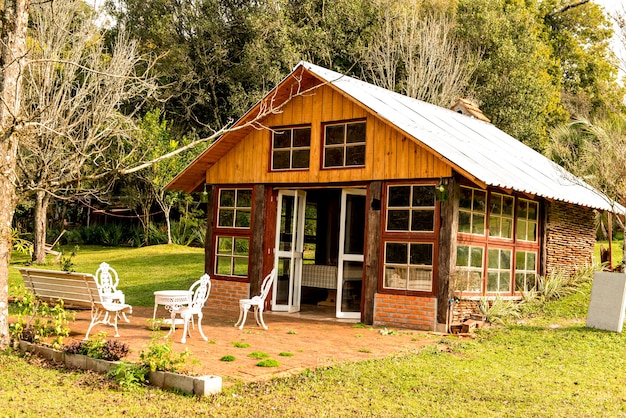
xmin=300 ymin=61 xmax=624 ymax=213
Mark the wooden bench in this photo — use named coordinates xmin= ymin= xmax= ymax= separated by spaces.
xmin=18 ymin=268 xmax=132 ymax=340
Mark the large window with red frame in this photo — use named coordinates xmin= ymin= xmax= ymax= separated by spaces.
xmin=455 ymin=186 xmax=539 ymax=296
xmin=382 ymin=184 xmax=437 ymax=293
xmin=214 ymin=188 xmax=252 ymax=278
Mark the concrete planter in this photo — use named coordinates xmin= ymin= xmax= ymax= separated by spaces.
xmin=18 ymin=340 xmax=222 ymax=395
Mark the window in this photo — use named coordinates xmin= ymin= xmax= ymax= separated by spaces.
xmin=459 ymin=187 xmax=486 ymax=235
xmin=515 ymin=251 xmax=537 ymax=292
xmin=217 ymin=189 xmax=252 ymax=228
xmin=323 ymin=121 xmax=366 ymax=168
xmin=516 ymin=199 xmax=538 ymax=242
xmin=271 ymin=126 xmax=311 ymax=170
xmin=215 ymin=236 xmax=249 ymax=277
xmin=489 ymin=193 xmax=514 ymax=239
xmin=455 ymin=245 xmax=484 ymax=293
xmin=487 ymin=248 xmax=512 ymax=293
xmin=386 ymin=185 xmax=435 ymax=232
xmin=384 ymin=242 xmax=433 ymax=291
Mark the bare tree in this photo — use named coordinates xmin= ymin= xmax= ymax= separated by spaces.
xmin=16 ymin=0 xmax=160 ymax=263
xmin=362 ymin=0 xmax=480 ymax=107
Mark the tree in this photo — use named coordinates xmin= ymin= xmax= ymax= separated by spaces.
xmin=0 ymin=0 xmax=30 ymax=349
xmin=16 ymin=0 xmax=158 ymax=263
xmin=361 ymin=0 xmax=480 ymax=107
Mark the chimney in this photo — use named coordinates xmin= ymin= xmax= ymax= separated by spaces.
xmin=450 ymin=98 xmax=490 ymax=123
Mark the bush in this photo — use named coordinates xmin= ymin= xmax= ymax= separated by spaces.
xmin=9 ymin=294 xmax=74 ymax=349
xmin=63 ymin=334 xmax=130 ymax=361
xmin=139 ymin=337 xmax=190 ymax=373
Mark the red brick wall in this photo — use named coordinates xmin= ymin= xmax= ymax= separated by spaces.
xmin=545 ymin=201 xmax=596 ymax=277
xmin=210 ymin=280 xmax=249 ymax=311
xmin=373 ymin=293 xmax=437 ymax=330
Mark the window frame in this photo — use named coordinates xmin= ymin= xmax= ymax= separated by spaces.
xmin=322 ymin=119 xmax=367 ymax=169
xmin=270 ymin=124 xmax=312 ymax=172
xmin=380 ymin=181 xmax=439 ymax=296
xmin=456 ymin=185 xmax=541 ymax=297
xmin=212 ymin=187 xmax=254 ymax=280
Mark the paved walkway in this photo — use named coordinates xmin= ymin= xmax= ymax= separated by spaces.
xmin=66 ymin=305 xmax=437 ymax=387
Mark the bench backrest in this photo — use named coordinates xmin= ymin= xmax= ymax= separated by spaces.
xmin=18 ymin=268 xmax=101 ymax=309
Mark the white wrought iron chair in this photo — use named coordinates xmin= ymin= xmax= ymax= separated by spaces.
xmin=235 ymin=269 xmax=276 ymax=330
xmin=95 ymin=262 xmax=129 ymax=323
xmin=166 ymin=274 xmax=211 ymax=343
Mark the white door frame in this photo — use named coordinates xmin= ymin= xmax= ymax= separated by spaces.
xmin=272 ymin=189 xmax=306 ymax=312
xmin=336 ymin=188 xmax=366 ymax=319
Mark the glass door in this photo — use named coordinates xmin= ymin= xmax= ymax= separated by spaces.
xmin=272 ymin=190 xmax=306 ymax=312
xmin=336 ymin=188 xmax=366 ymax=319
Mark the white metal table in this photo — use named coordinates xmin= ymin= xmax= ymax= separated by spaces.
xmin=153 ymin=290 xmax=192 ymax=325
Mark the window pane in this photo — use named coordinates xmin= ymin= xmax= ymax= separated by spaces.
xmin=526 ymin=252 xmax=536 ymax=269
xmin=459 ymin=187 xmax=473 ymax=209
xmin=488 ymin=249 xmax=499 ymax=269
xmin=325 ymin=125 xmax=345 ymax=145
xmin=273 ymin=151 xmax=290 ymax=170
xmin=516 ymin=220 xmax=527 ymax=240
xmin=408 ymin=268 xmax=432 ymax=291
xmin=273 ymin=130 xmax=291 ymax=148
xmin=293 ymin=127 xmax=311 ymax=147
xmin=490 ymin=196 xmax=502 ymax=215
xmin=458 ymin=212 xmax=471 ymax=233
xmin=217 ymin=236 xmax=233 ymax=254
xmin=387 ymin=210 xmax=410 ymax=231
xmin=500 ymin=250 xmax=511 ymax=269
xmin=237 ymin=190 xmax=252 ymax=207
xmin=235 ymin=210 xmax=251 ymax=228
xmin=385 ymin=267 xmax=407 ymax=288
xmin=456 ymin=245 xmax=469 ymax=266
xmin=528 ymin=222 xmax=537 ymax=241
xmin=487 ymin=272 xmax=499 ymax=292
xmin=410 ymin=243 xmax=432 ymax=265
xmin=528 ymin=202 xmax=538 ymax=220
xmin=503 ymin=196 xmax=514 ymax=216
xmin=292 ymin=149 xmax=310 ymax=168
xmin=470 ymin=247 xmax=483 ymax=268
xmin=218 ymin=209 xmax=234 ymax=227
xmin=346 ymin=122 xmax=366 ymax=143
xmin=324 ymin=147 xmax=344 ymax=167
xmin=472 ymin=214 xmax=485 ymax=235
xmin=412 ymin=186 xmax=435 ymax=207
xmin=502 ymin=218 xmax=513 ymax=239
xmin=388 ymin=186 xmax=411 ymax=207
xmin=489 ymin=217 xmax=501 ymax=236
xmin=516 ymin=251 xmax=525 ymax=270
xmin=346 ymin=145 xmax=365 ymax=166
xmin=220 ymin=190 xmax=235 ymax=207
xmin=233 ymin=257 xmax=249 ymax=276
xmin=500 ymin=272 xmax=511 ymax=292
xmin=216 ymin=256 xmax=232 ymax=275
xmin=386 ymin=242 xmax=408 ymax=264
xmin=411 ymin=210 xmax=434 ymax=231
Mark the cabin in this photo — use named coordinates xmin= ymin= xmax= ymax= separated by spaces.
xmin=168 ymin=61 xmax=622 ymax=332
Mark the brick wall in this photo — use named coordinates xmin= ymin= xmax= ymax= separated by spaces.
xmin=210 ymin=280 xmax=249 ymax=311
xmin=545 ymin=201 xmax=596 ymax=277
xmin=373 ymin=293 xmax=437 ymax=330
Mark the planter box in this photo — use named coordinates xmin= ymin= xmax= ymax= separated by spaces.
xmin=19 ymin=340 xmax=222 ymax=395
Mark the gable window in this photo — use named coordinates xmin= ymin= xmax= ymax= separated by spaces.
xmin=271 ymin=126 xmax=311 ymax=170
xmin=386 ymin=185 xmax=436 ymax=232
xmin=214 ymin=188 xmax=253 ymax=278
xmin=218 ymin=189 xmax=252 ymax=228
xmin=323 ymin=121 xmax=366 ymax=168
xmin=459 ymin=187 xmax=486 ymax=235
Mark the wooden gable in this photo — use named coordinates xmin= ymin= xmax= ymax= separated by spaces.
xmin=204 ymin=83 xmax=452 ymax=185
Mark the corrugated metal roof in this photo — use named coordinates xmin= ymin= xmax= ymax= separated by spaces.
xmin=301 ymin=61 xmax=624 ymax=213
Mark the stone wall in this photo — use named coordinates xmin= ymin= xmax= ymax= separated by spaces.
xmin=210 ymin=280 xmax=249 ymax=311
xmin=373 ymin=293 xmax=437 ymax=330
xmin=544 ymin=201 xmax=596 ymax=277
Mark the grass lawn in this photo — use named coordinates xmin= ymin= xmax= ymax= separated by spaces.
xmin=3 ymin=244 xmax=626 ymax=416
xmin=9 ymin=244 xmax=205 ymax=306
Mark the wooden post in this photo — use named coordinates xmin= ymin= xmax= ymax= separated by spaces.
xmin=364 ymin=181 xmax=382 ymax=324
xmin=204 ymin=185 xmax=215 ymax=276
xmin=437 ymin=177 xmax=459 ymax=327
xmin=249 ymin=185 xmax=267 ymax=297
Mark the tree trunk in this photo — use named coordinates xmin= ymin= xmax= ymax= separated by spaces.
xmin=32 ymin=190 xmax=50 ymax=264
xmin=0 ymin=0 xmax=30 ymax=349
xmin=164 ymin=206 xmax=172 ymax=245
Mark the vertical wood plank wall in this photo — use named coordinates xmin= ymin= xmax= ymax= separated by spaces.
xmin=205 ymin=85 xmax=452 ymax=185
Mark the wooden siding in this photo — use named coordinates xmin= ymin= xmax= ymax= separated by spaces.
xmin=205 ymin=85 xmax=452 ymax=185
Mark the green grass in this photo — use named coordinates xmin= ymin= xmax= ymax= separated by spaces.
xmin=9 ymin=244 xmax=205 ymax=306
xmin=4 ymin=243 xmax=626 ymax=416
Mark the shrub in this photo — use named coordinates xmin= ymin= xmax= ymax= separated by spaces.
xmin=220 ymin=355 xmax=236 ymax=362
xmin=256 ymin=359 xmax=280 ymax=367
xmin=106 ymin=361 xmax=147 ymax=390
xmin=63 ymin=334 xmax=130 ymax=361
xmin=247 ymin=351 xmax=269 ymax=359
xmin=278 ymin=352 xmax=294 ymax=357
xmin=478 ymin=296 xmax=521 ymax=325
xmin=139 ymin=337 xmax=190 ymax=373
xmin=9 ymin=294 xmax=74 ymax=349
xmin=232 ymin=342 xmax=250 ymax=348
